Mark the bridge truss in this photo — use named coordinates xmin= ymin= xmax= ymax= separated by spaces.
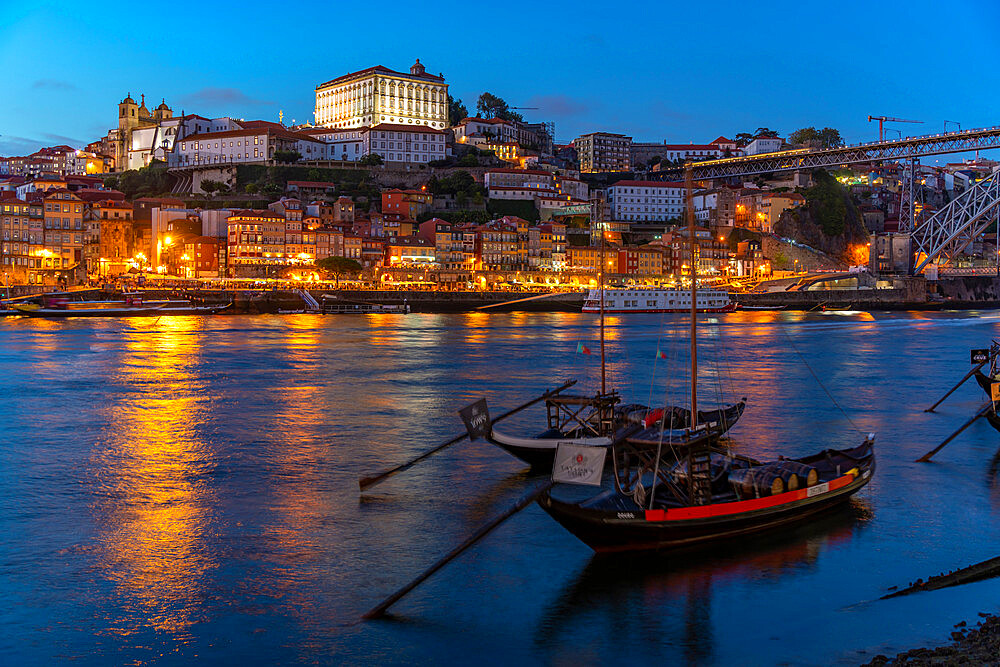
xmin=911 ymin=171 xmax=1000 ymax=274
xmin=656 ymin=126 xmax=1000 ymax=180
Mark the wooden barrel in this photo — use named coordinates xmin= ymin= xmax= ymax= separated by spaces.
xmin=774 ymin=461 xmax=819 ymax=487
xmin=728 ymin=466 xmax=785 ymax=498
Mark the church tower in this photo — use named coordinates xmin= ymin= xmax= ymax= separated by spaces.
xmin=410 ymin=58 xmax=426 ymax=76
xmin=154 ymin=98 xmax=173 ymax=121
xmin=118 ymin=93 xmax=139 ymax=131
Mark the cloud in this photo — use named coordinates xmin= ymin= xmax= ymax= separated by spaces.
xmin=179 ymin=87 xmax=273 ymax=108
xmin=0 ymin=133 xmax=87 ymax=156
xmin=32 ymin=79 xmax=78 ymax=92
xmin=524 ymin=94 xmax=589 ymax=117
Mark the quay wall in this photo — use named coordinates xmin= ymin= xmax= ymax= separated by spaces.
xmin=55 ymin=288 xmax=587 ymax=313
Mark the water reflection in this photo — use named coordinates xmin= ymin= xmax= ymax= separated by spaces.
xmin=91 ymin=317 xmax=216 ymax=639
xmin=536 ymin=502 xmax=869 ymax=663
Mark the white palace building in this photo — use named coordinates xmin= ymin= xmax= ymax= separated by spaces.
xmin=314 ymin=59 xmax=448 ymax=131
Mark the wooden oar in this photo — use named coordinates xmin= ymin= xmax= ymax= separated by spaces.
xmin=917 ymin=400 xmax=993 ymax=462
xmin=925 ymin=357 xmax=992 ymax=412
xmin=362 ymin=479 xmax=554 ymax=620
xmin=358 ymin=380 xmax=577 ymax=491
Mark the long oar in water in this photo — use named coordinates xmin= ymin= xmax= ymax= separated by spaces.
xmin=362 ymin=479 xmax=555 ymax=620
xmin=925 ymin=355 xmax=993 ymax=412
xmin=917 ymin=400 xmax=993 ymax=462
xmin=358 ymin=380 xmax=577 ymax=491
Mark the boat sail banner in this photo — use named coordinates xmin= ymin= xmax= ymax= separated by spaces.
xmin=459 ymin=398 xmax=491 ymax=441
xmin=552 ymin=443 xmax=607 ymax=486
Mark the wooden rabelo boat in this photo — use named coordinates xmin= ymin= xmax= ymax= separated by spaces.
xmin=488 ymin=394 xmax=748 ymax=471
xmin=538 ymin=165 xmax=875 ymax=553
xmin=485 ymin=197 xmax=744 ymax=472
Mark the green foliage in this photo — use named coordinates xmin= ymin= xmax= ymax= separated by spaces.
xmin=244 ymin=183 xmax=259 ymax=195
xmin=315 ymin=256 xmax=362 ymax=286
xmin=487 ymin=199 xmax=539 ymax=222
xmin=789 ymin=127 xmax=843 ymax=148
xmin=448 ymin=95 xmax=468 ymax=125
xmin=754 ymin=127 xmax=780 ymax=138
xmin=359 ymin=153 xmax=384 ymax=166
xmin=428 ymin=171 xmax=475 ymax=195
xmin=457 ymin=153 xmax=480 ymax=167
xmin=475 ymin=92 xmax=523 ymax=122
xmin=428 ymin=210 xmax=492 ymax=224
xmin=201 ymin=179 xmax=226 ymax=196
xmin=274 ymin=150 xmax=301 ymax=163
xmin=804 ymin=169 xmax=848 ymax=236
xmin=113 ymin=162 xmax=174 ymax=199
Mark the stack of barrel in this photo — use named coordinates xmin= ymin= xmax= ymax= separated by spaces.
xmin=728 ymin=461 xmax=818 ymax=499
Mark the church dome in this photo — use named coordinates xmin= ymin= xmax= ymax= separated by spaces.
xmin=122 ymin=93 xmax=136 ymax=105
xmin=157 ymin=99 xmax=170 ymax=111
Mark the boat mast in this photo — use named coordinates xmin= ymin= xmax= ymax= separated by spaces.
xmin=686 ymin=164 xmax=697 ymax=427
xmin=599 ymin=196 xmax=606 ymax=395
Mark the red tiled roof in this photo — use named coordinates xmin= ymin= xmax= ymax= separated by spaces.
xmin=486 ymin=168 xmax=552 ymax=176
xmin=180 ymin=126 xmax=324 ymax=144
xmin=227 ymin=209 xmax=285 ymax=219
xmin=709 ymin=136 xmax=734 ymax=145
xmin=316 ymin=65 xmax=445 ymax=89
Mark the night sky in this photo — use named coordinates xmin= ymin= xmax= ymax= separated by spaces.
xmin=3 ymin=0 xmax=999 ymax=161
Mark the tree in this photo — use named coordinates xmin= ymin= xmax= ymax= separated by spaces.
xmin=734 ymin=133 xmax=754 ymax=147
xmin=274 ymin=150 xmax=301 ymax=163
xmin=754 ymin=127 xmax=780 ymax=138
xmin=315 ymin=256 xmax=362 ymax=287
xmin=359 ymin=153 xmax=384 ymax=166
xmin=789 ymin=126 xmax=843 ymax=149
xmin=448 ymin=95 xmax=468 ymax=125
xmin=476 ymin=92 xmax=523 ymax=122
xmin=245 ymin=183 xmax=259 ymax=195
xmin=201 ymin=179 xmax=224 ymax=196
xmin=804 ymin=169 xmax=848 ymax=236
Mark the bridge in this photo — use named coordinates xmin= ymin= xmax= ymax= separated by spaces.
xmin=656 ymin=126 xmax=1000 ymax=180
xmin=654 ymin=126 xmax=1000 ymax=275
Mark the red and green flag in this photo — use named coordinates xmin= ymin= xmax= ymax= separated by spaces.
xmin=655 ymin=349 xmax=667 ymax=359
xmin=576 ymin=342 xmax=592 ymax=355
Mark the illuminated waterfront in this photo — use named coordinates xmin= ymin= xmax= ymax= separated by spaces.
xmin=4 ymin=312 xmax=1000 ymax=664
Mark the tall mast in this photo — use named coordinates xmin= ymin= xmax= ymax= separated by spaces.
xmin=686 ymin=164 xmax=697 ymax=427
xmin=599 ymin=197 xmax=606 ymax=395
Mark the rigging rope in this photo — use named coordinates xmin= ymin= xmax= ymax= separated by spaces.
xmin=779 ymin=319 xmax=865 ymax=436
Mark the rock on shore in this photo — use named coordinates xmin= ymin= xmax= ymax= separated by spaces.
xmin=863 ymin=613 xmax=1000 ymax=665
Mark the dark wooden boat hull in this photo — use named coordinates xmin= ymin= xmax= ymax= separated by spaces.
xmin=489 ymin=401 xmax=746 ymax=471
xmin=488 ymin=439 xmax=564 ymax=472
xmin=539 ymin=443 xmax=874 ymax=553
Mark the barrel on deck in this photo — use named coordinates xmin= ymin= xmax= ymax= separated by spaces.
xmin=774 ymin=461 xmax=819 ymax=487
xmin=728 ymin=465 xmax=786 ymax=498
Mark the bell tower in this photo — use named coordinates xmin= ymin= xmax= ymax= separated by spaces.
xmin=118 ymin=93 xmax=138 ymax=131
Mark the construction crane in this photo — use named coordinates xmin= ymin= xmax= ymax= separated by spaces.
xmin=868 ymin=115 xmax=923 ymax=142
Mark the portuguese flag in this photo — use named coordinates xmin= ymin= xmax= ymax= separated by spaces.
xmin=655 ymin=349 xmax=667 ymax=359
xmin=577 ymin=342 xmax=592 ymax=355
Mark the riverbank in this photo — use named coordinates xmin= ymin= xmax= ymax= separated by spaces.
xmin=864 ymin=613 xmax=1000 ymax=665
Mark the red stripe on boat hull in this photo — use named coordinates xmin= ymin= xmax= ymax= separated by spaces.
xmin=643 ymin=473 xmax=856 ymax=522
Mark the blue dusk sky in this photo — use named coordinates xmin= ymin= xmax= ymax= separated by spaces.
xmin=2 ymin=0 xmax=999 ymax=162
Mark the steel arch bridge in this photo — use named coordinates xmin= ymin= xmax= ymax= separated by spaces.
xmin=655 ymin=126 xmax=1000 ymax=180
xmin=911 ymin=172 xmax=1000 ymax=274
xmin=652 ymin=125 xmax=1000 ymax=273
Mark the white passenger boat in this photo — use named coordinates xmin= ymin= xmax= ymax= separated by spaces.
xmin=582 ymin=287 xmax=735 ymax=313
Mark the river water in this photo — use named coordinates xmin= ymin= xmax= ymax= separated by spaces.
xmin=3 ymin=311 xmax=1000 ymax=665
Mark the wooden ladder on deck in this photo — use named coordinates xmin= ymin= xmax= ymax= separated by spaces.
xmin=688 ymin=449 xmax=713 ymax=506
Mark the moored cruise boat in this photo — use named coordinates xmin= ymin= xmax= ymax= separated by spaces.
xmin=582 ymin=287 xmax=734 ymax=313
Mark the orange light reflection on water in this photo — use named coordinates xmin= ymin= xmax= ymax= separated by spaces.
xmin=92 ymin=316 xmax=216 ymax=639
